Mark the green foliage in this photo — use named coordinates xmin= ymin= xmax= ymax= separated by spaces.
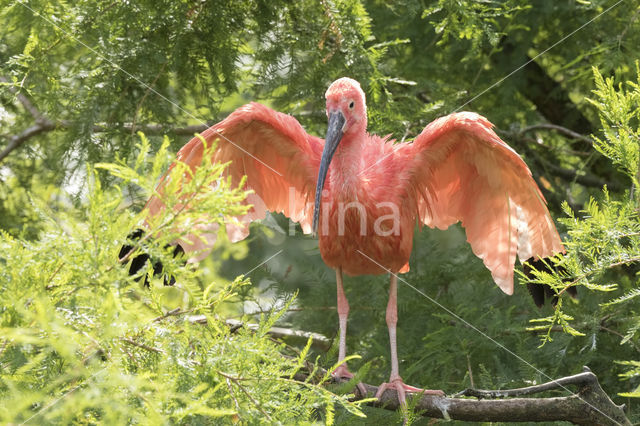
xmin=3 ymin=0 xmax=640 ymax=423
xmin=523 ymin=66 xmax=640 ymax=403
xmin=617 ymin=360 xmax=640 ymax=397
xmin=589 ymin=64 xmax=640 ymax=188
xmin=0 ymin=138 xmax=366 ymax=424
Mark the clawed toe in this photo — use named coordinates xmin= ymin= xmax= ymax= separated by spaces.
xmin=331 ymin=364 xmax=355 ymax=381
xmin=331 ymin=364 xmax=367 ymax=397
xmin=375 ymin=376 xmax=444 ymax=407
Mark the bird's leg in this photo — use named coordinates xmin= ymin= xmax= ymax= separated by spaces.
xmin=332 ymin=267 xmax=352 ymax=379
xmin=375 ymin=274 xmax=444 ymax=407
xmin=331 ymin=268 xmax=367 ymax=396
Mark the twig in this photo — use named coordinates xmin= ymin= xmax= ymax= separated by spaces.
xmin=519 ymin=123 xmax=595 ymax=145
xmin=220 ymin=318 xmax=331 ymax=351
xmin=151 ymin=307 xmax=182 ymax=322
xmin=557 ymin=255 xmax=640 ymax=298
xmin=44 ymin=262 xmax=66 ymax=290
xmin=225 ymin=377 xmax=243 ymax=421
xmin=456 ymin=369 xmax=596 ymax=398
xmin=466 ymin=353 xmax=475 ymax=389
xmin=599 ymin=325 xmax=640 ymax=354
xmin=120 ymin=337 xmax=165 ymax=354
xmin=149 ymin=308 xmax=332 ymax=350
xmin=217 ymin=371 xmax=273 ymax=421
xmin=0 ymin=76 xmax=44 ymax=120
xmin=131 ymin=61 xmax=168 ymax=136
xmin=543 ymin=162 xmax=618 ymax=190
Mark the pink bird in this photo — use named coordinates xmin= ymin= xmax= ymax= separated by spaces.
xmin=140 ymin=77 xmax=564 ymax=405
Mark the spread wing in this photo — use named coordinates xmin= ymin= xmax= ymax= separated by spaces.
xmin=145 ymin=102 xmax=323 ymax=258
xmin=404 ymin=112 xmax=564 ymax=294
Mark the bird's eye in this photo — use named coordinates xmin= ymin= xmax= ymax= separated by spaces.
xmin=348 ymin=101 xmax=355 ymax=109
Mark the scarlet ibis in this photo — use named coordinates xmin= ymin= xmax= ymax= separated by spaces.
xmin=132 ymin=77 xmax=564 ymax=405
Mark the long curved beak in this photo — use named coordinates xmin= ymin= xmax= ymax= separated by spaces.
xmin=313 ymin=110 xmax=345 ymax=236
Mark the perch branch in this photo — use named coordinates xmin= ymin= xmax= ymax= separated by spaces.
xmin=338 ymin=366 xmax=629 ymax=425
xmin=151 ymin=310 xmax=628 ymax=424
xmin=307 ymin=362 xmax=628 ymax=425
xmin=0 ymin=76 xmax=44 ymax=120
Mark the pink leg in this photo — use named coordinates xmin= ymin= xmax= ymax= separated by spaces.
xmin=375 ymin=274 xmax=444 ymax=406
xmin=331 ymin=268 xmax=367 ymax=396
xmin=332 ymin=267 xmax=351 ymax=378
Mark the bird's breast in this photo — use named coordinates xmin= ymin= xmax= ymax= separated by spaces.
xmin=316 ymin=187 xmax=415 ymax=276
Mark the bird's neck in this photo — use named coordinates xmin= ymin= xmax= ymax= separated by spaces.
xmin=330 ymin=132 xmax=365 ymax=194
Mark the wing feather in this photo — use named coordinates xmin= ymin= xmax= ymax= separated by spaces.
xmin=146 ymin=102 xmax=323 ymax=258
xmin=405 ymin=112 xmax=563 ymax=294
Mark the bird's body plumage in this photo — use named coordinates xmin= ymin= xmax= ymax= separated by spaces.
xmin=147 ymin=99 xmax=562 ymax=292
xmin=139 ymin=77 xmax=564 ymax=404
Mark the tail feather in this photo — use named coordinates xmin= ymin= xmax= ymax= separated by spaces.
xmin=523 ymin=257 xmax=577 ymax=307
xmin=119 ymin=229 xmax=184 ymax=286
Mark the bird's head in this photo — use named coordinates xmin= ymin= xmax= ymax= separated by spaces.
xmin=313 ymin=78 xmax=367 ymax=236
xmin=324 ymin=77 xmax=367 ymax=137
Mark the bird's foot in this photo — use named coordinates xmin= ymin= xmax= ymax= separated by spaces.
xmin=331 ymin=364 xmax=367 ymax=397
xmin=375 ymin=375 xmax=444 ymax=407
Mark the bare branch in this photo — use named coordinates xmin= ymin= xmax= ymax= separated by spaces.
xmin=520 ymin=123 xmax=595 ymax=145
xmin=1 ymin=75 xmax=213 ymax=162
xmin=338 ymin=366 xmax=629 ymax=425
xmin=150 ymin=308 xmax=332 ymax=351
xmin=217 ymin=370 xmax=273 ymax=421
xmin=227 ymin=317 xmax=629 ymax=424
xmin=222 ymin=318 xmax=331 ymax=351
xmin=0 ymin=120 xmax=56 ymax=163
xmin=0 ymin=76 xmax=44 ymax=121
xmin=88 ymin=121 xmax=210 ymax=136
xmin=0 ymin=119 xmax=210 ymax=163
xmin=292 ymin=356 xmax=628 ymax=424
xmin=456 ymin=368 xmax=600 ymax=398
xmin=543 ymin=162 xmax=619 ymax=190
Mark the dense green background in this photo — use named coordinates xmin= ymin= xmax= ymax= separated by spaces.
xmin=2 ymin=0 xmax=640 ymax=424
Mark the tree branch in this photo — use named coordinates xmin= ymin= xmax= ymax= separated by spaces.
xmin=222 ymin=317 xmax=331 ymax=351
xmin=497 ymin=128 xmax=621 ymax=191
xmin=0 ymin=120 xmax=56 ymax=162
xmin=157 ymin=310 xmax=628 ymax=424
xmin=0 ymin=76 xmax=44 ymax=121
xmin=151 ymin=308 xmax=332 ymax=351
xmin=0 ymin=76 xmax=58 ymax=162
xmin=520 ymin=123 xmax=595 ymax=145
xmin=337 ymin=366 xmax=628 ymax=425
xmin=0 ymin=117 xmax=212 ymax=163
xmin=1 ymin=75 xmax=213 ymax=162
